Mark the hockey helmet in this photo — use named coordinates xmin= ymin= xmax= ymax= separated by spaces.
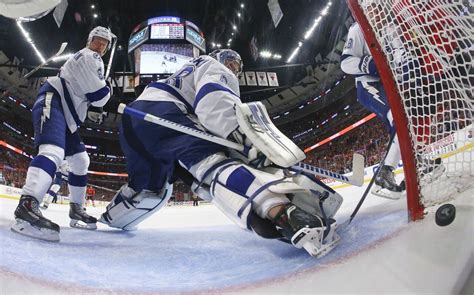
xmin=87 ymin=26 xmax=113 ymax=53
xmin=209 ymin=49 xmax=243 ymax=76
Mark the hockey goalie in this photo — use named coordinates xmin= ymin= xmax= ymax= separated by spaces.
xmin=99 ymin=49 xmax=343 ymax=258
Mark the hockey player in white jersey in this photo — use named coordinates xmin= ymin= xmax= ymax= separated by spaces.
xmin=341 ymin=14 xmax=406 ymax=199
xmin=99 ymin=49 xmax=343 ymax=258
xmin=11 ymin=26 xmax=115 ymax=242
xmin=40 ymin=160 xmax=69 ymax=209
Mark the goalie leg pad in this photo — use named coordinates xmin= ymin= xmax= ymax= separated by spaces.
xmin=290 ymin=172 xmax=343 ymax=218
xmin=99 ymin=183 xmax=173 ymax=231
xmin=210 ymin=162 xmax=290 ymax=232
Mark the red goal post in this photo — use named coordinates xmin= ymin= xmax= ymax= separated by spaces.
xmin=346 ymin=0 xmax=473 ymax=221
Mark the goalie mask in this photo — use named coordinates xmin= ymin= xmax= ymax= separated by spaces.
xmin=87 ymin=26 xmax=114 ymax=56
xmin=209 ymin=49 xmax=243 ymax=77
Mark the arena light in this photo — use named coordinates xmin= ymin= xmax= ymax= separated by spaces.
xmin=304 ymin=16 xmax=322 ymax=40
xmin=93 ymin=13 xmax=98 ymax=18
xmin=260 ymin=50 xmax=272 ymax=58
xmin=286 ymin=0 xmax=332 ymax=62
xmin=240 ymin=3 xmax=245 ymax=8
xmin=16 ymin=21 xmax=45 ymax=63
xmin=286 ymin=44 xmax=301 ymax=63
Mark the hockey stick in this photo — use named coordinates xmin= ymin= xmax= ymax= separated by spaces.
xmin=340 ymin=131 xmax=397 ymax=229
xmin=1 ymin=42 xmax=68 ymax=98
xmin=118 ymin=103 xmax=365 ymax=186
xmin=23 ymin=42 xmax=68 ymax=80
xmin=104 ymin=33 xmax=118 ymax=80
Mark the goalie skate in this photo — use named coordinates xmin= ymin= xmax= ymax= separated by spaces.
xmin=292 ymin=224 xmax=341 ymax=258
xmin=69 ymin=202 xmax=97 ymax=230
xmin=273 ymin=203 xmax=340 ymax=258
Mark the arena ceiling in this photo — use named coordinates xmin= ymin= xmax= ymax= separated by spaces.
xmin=0 ymin=0 xmax=352 ymax=104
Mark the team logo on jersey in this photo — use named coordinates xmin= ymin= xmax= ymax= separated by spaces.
xmin=345 ymin=38 xmax=353 ymax=49
xmin=220 ymin=75 xmax=228 ymax=84
xmin=93 ymin=52 xmax=101 ymax=60
xmin=97 ymin=68 xmax=104 ymax=80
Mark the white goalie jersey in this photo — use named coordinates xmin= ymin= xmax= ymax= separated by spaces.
xmin=137 ymin=55 xmax=242 ymax=139
xmin=47 ymin=47 xmax=111 ymax=133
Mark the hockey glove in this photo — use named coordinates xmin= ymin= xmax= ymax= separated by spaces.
xmin=228 ymin=127 xmax=259 ymax=162
xmin=87 ymin=106 xmax=107 ymax=125
xmin=360 ymin=55 xmax=379 ymax=77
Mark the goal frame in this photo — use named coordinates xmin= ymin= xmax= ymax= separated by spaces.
xmin=346 ymin=0 xmax=424 ymax=221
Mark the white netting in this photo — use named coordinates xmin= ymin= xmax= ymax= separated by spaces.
xmin=357 ymin=0 xmax=473 ymax=206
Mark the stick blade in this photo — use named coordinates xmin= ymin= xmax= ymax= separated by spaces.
xmin=350 ymin=153 xmax=365 ymax=186
xmin=117 ymin=103 xmax=126 ymax=114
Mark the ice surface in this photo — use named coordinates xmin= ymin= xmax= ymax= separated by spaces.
xmin=0 ymin=182 xmax=472 ymax=294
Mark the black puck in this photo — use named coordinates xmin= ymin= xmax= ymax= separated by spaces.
xmin=435 ymin=204 xmax=456 ymax=226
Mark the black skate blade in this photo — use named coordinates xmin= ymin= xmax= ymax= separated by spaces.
xmin=70 ymin=219 xmax=97 ymax=230
xmin=11 ymin=220 xmax=60 ymax=242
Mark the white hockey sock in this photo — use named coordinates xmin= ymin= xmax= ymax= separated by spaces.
xmin=385 ymin=134 xmax=401 ymax=169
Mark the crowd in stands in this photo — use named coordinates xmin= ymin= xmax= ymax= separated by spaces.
xmin=303 ymin=118 xmax=390 ymax=174
xmin=0 ymin=148 xmax=29 ymax=187
xmin=279 ymin=102 xmax=369 ymax=148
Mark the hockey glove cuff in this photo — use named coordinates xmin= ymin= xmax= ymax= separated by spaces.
xmin=87 ymin=106 xmax=107 ymax=125
xmin=229 ymin=127 xmax=259 ymax=161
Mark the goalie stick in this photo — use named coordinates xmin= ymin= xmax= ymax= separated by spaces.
xmin=117 ymin=103 xmax=365 ymax=186
xmin=1 ymin=42 xmax=68 ymax=98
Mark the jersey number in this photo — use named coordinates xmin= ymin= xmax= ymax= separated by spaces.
xmin=165 ymin=57 xmax=208 ymax=89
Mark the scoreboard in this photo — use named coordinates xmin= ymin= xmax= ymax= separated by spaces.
xmin=128 ymin=16 xmax=205 ymax=54
xmin=150 ymin=23 xmax=184 ymax=39
xmin=128 ymin=16 xmax=206 ymax=83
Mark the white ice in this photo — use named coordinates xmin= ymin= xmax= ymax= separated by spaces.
xmin=0 ymin=182 xmax=473 ymax=294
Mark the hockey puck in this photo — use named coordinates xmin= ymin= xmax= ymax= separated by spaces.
xmin=435 ymin=204 xmax=456 ymax=226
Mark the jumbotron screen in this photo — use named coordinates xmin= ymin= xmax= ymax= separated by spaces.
xmin=135 ymin=43 xmax=194 ymax=74
xmin=150 ymin=23 xmax=184 ymax=39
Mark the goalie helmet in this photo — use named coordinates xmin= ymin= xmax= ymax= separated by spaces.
xmin=87 ymin=26 xmax=113 ymax=52
xmin=209 ymin=49 xmax=243 ymax=77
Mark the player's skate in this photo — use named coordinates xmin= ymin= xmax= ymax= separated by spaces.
xmin=418 ymin=156 xmax=446 ymax=184
xmin=69 ymin=202 xmax=97 ymax=230
xmin=40 ymin=195 xmax=53 ymax=210
xmin=11 ymin=195 xmax=60 ymax=242
xmin=371 ymin=165 xmax=405 ymax=200
xmin=272 ymin=203 xmax=340 ymax=258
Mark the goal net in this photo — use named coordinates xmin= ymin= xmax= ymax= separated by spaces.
xmin=347 ymin=0 xmax=473 ymax=220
